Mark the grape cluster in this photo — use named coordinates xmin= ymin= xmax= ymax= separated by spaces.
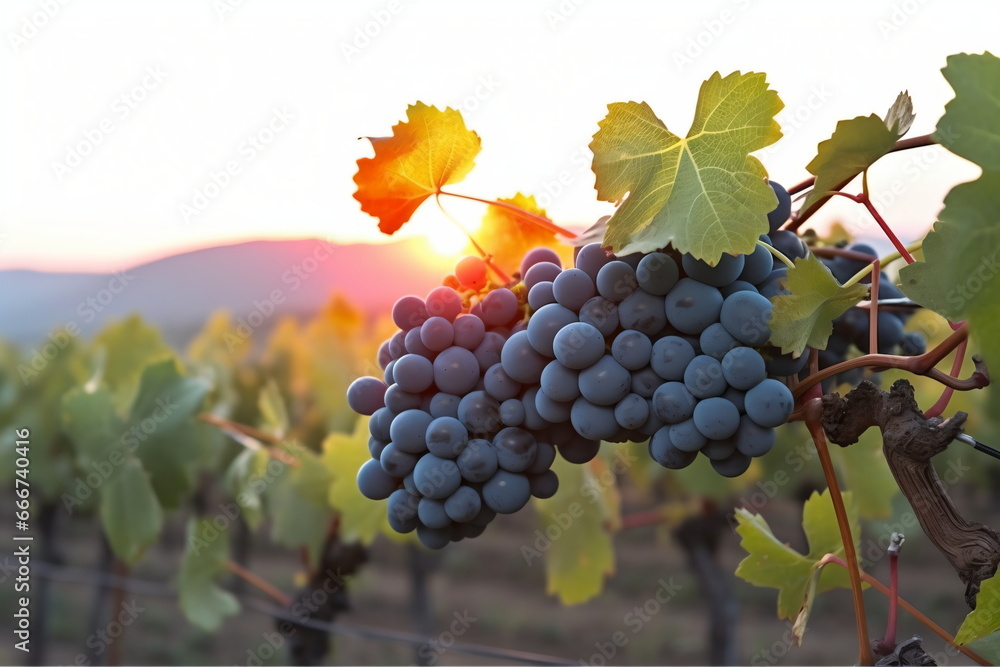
xmin=347 ymin=183 xmax=804 ymax=548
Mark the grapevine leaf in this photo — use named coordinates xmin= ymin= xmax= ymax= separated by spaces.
xmin=800 ymin=91 xmax=914 ymax=214
xmin=61 ymin=387 xmax=125 ymax=468
xmin=932 ymin=52 xmax=1000 ymax=170
xmin=101 ymin=458 xmax=163 ymax=565
xmin=968 ymin=633 xmax=1000 ymax=665
xmin=530 ymin=456 xmax=615 ymax=605
xmin=473 ymin=193 xmax=573 ymax=276
xmin=769 ymin=254 xmax=870 ymax=356
xmin=92 ymin=315 xmax=175 ymax=412
xmin=266 ymin=443 xmax=332 ymax=564
xmin=258 ymin=379 xmax=289 ymax=437
xmin=178 ymin=517 xmax=240 ymax=631
xmin=590 ymin=71 xmax=783 ymax=262
xmin=323 ymin=419 xmax=393 ymax=545
xmin=354 ymin=102 xmax=481 ymax=234
xmin=735 ymin=489 xmax=863 ymax=621
xmin=222 ymin=447 xmax=271 ymax=531
xmin=956 ymin=573 xmax=1000 ymax=645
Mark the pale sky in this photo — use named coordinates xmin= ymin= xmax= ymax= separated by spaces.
xmin=2 ymin=0 xmax=997 ymax=272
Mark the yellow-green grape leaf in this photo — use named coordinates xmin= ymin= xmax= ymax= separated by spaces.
xmin=900 ymin=53 xmax=1000 ymax=366
xmin=528 ymin=457 xmax=615 ymax=605
xmin=735 ymin=489 xmax=863 ymax=620
xmin=258 ymin=379 xmax=289 ymax=438
xmin=62 ymin=386 xmax=126 ymax=468
xmin=956 ymin=573 xmax=1000 ymax=645
xmin=769 ymin=254 xmax=870 ymax=356
xmin=830 ymin=428 xmax=897 ymax=520
xmin=800 ymin=91 xmax=914 ymax=214
xmin=101 ymin=458 xmax=163 ymax=565
xmin=222 ymin=447 xmax=272 ymax=531
xmin=91 ymin=315 xmax=175 ymax=412
xmin=323 ymin=418 xmax=393 ymax=544
xmin=590 ymin=71 xmax=783 ymax=262
xmin=177 ymin=517 xmax=240 ymax=631
xmin=266 ymin=443 xmax=332 ymax=564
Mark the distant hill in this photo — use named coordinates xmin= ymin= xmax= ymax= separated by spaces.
xmin=0 ymin=238 xmax=450 ymax=348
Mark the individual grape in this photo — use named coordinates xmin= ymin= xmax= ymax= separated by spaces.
xmin=417 ymin=524 xmax=451 ymax=550
xmin=388 ymin=330 xmax=406 ymax=359
xmin=740 ymin=240 xmax=775 ymax=284
xmin=389 ymin=409 xmax=434 ymax=453
xmin=528 ymin=281 xmax=556 ymax=310
xmin=379 ymin=442 xmax=419 ymax=477
xmin=710 ymin=451 xmax=753 ymax=477
xmin=387 ymin=489 xmax=420 ymax=533
xmin=527 ymin=440 xmax=557 ymax=475
xmin=558 ymin=436 xmax=601 ymax=463
xmin=529 ymin=470 xmax=559 ymax=499
xmin=693 ymin=397 xmax=741 ymax=439
xmin=699 ymin=323 xmax=739 ymax=361
xmin=482 ymin=288 xmax=519 ymax=327
xmin=377 ymin=340 xmax=392 ymax=370
xmin=721 ymin=347 xmax=767 ymax=390
xmin=579 ymin=355 xmax=632 ymax=406
xmin=763 ymin=348 xmax=809 ymax=377
xmin=552 ymin=322 xmax=606 ymax=370
xmin=403 ymin=473 xmax=418 ymax=495
xmin=500 ymin=398 xmax=525 ymax=426
xmin=429 ymin=392 xmax=461 ymax=419
xmin=483 ymin=363 xmax=522 ymax=401
xmin=369 ymin=407 xmax=395 ymax=442
xmin=425 ymin=286 xmax=463 ymax=321
xmin=575 ymin=243 xmax=614 ymax=281
xmin=418 ymin=497 xmax=451 ymax=528
xmin=369 ymin=437 xmax=388 ymax=460
xmin=472 ymin=331 xmax=506 ymax=372
xmin=445 ymin=485 xmax=482 ymax=522
xmin=500 ymin=330 xmax=549 ymax=383
xmin=520 ymin=387 xmax=553 ymax=431
xmin=650 ymin=336 xmax=696 ymax=381
xmin=681 ymin=253 xmax=746 ymax=287
xmin=524 ymin=261 xmax=562 ymax=291
xmin=405 ymin=327 xmax=435 ymax=358
xmin=757 ymin=268 xmax=790 ymax=299
xmin=384 ymin=384 xmax=422 ymax=413
xmin=668 ymin=418 xmax=707 ymax=453
xmin=419 ymin=317 xmax=455 ymax=352
xmin=456 ymin=256 xmax=488 ymax=291
xmin=570 ymin=397 xmax=620 ymax=440
xmin=665 ymin=279 xmax=724 ymax=334
xmin=482 ymin=470 xmax=531 ymax=514
xmin=875 ymin=312 xmax=904 ymax=352
xmin=413 ymin=454 xmax=462 ymax=499
xmin=433 ymin=346 xmax=481 ymax=394
xmin=357 ymin=459 xmax=399 ymax=500
xmin=614 ymin=393 xmax=649 ymax=430
xmin=745 ymin=379 xmax=795 ymax=428
xmin=392 ymin=295 xmax=429 ymax=331
xmin=618 ymin=290 xmax=667 ymax=335
xmin=596 ymin=261 xmax=639 ymax=302
xmin=534 ymin=389 xmax=573 ymax=423
xmin=346 ymin=376 xmax=387 ymax=416
xmin=901 ymin=332 xmax=926 ymax=356
xmin=769 ymin=230 xmax=808 ymax=261
xmin=392 ymin=355 xmax=435 ymax=393
xmin=425 ymin=416 xmax=469 ymax=458
xmin=649 ymin=427 xmax=697 ymax=469
xmin=630 ymin=366 xmax=663 ymax=398
xmin=720 ymin=280 xmax=759 ymax=297
xmin=493 ymin=427 xmax=538 ymax=472
xmin=683 ymin=355 xmax=727 ymax=399
xmin=540 ymin=360 xmax=581 ymax=402
xmin=451 ymin=314 xmax=485 ymax=351
xmin=553 ymin=268 xmax=596 ymax=311
xmin=520 ymin=247 xmax=562 ymax=276
xmin=635 ymin=252 xmax=679 ymax=295
xmin=578 ymin=296 xmax=619 ymax=337
xmin=652 ymin=382 xmax=698 ymax=424
xmin=720 ymin=291 xmax=773 ymax=345
xmin=829 ymin=243 xmax=877 ymax=284
xmin=734 ymin=415 xmax=776 ymax=457
xmin=457 ymin=390 xmax=501 ymax=434
xmin=638 ymin=400 xmax=665 ymax=435
xmin=612 ymin=330 xmax=653 ymax=370
xmin=702 ymin=437 xmax=736 ymax=461
xmin=456 ymin=438 xmax=498 ymax=482
xmin=527 ymin=303 xmax=578 ymax=357
xmin=767 ymin=181 xmax=792 ymax=233
xmin=877 ymin=277 xmax=904 ymax=301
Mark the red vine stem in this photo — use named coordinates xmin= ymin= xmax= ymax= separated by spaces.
xmin=226 ymin=560 xmax=292 ymax=607
xmin=198 ymin=414 xmax=299 ymax=466
xmin=827 ymin=192 xmax=915 ymax=264
xmin=434 ymin=195 xmax=512 ymax=284
xmin=438 ymin=190 xmax=579 ymax=238
xmin=818 ymin=554 xmax=990 ymax=666
xmin=804 ymin=399 xmax=873 ymax=666
xmin=869 ymin=260 xmax=881 ymax=356
xmin=924 ymin=338 xmax=968 ymax=419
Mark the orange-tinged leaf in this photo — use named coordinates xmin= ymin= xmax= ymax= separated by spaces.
xmin=354 ymin=102 xmax=481 ymax=234
xmin=472 ymin=193 xmax=574 ymax=275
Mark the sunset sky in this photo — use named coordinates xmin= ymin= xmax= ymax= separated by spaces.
xmin=2 ymin=0 xmax=996 ymax=272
